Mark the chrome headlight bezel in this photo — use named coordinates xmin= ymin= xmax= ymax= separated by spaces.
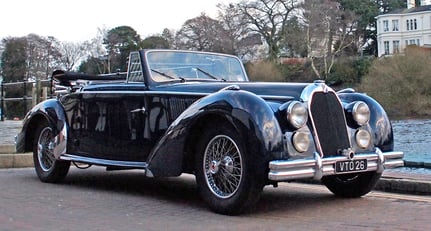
xmin=292 ymin=131 xmax=311 ymax=153
xmin=287 ymin=101 xmax=308 ymax=129
xmin=352 ymin=101 xmax=370 ymax=126
xmin=355 ymin=129 xmax=372 ymax=149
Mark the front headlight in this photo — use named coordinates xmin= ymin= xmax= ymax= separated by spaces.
xmin=356 ymin=129 xmax=371 ymax=149
xmin=292 ymin=131 xmax=310 ymax=153
xmin=353 ymin=101 xmax=370 ymax=126
xmin=287 ymin=101 xmax=308 ymax=129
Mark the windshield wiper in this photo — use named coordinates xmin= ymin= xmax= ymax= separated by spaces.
xmin=193 ymin=67 xmax=226 ymax=81
xmin=151 ymin=69 xmax=185 ymax=82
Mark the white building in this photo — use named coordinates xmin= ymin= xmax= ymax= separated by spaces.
xmin=376 ymin=0 xmax=431 ymax=56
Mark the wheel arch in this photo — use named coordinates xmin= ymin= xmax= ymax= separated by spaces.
xmin=146 ymin=89 xmax=283 ymax=177
xmin=17 ymin=99 xmax=68 ymax=155
xmin=182 ymin=111 xmax=263 ymax=174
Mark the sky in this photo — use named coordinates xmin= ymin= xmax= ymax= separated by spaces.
xmin=1 ymin=0 xmax=239 ymax=42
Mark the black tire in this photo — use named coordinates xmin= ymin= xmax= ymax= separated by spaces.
xmin=33 ymin=121 xmax=70 ymax=183
xmin=322 ymin=171 xmax=381 ymax=198
xmin=194 ymin=123 xmax=264 ymax=215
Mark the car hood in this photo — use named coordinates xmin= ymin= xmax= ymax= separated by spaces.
xmin=152 ymin=81 xmax=310 ymax=101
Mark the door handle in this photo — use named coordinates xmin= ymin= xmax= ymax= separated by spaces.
xmin=131 ymin=107 xmax=146 ymax=114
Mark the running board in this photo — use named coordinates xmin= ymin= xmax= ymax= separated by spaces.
xmin=60 ymin=154 xmax=148 ymax=170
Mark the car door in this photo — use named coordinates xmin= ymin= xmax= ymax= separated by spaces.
xmin=63 ymin=52 xmax=156 ymax=162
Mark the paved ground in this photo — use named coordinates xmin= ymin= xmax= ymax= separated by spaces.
xmin=1 ymin=168 xmax=430 ymax=230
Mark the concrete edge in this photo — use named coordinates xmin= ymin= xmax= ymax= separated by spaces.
xmin=375 ymin=178 xmax=431 ymax=195
xmin=0 ymin=153 xmax=33 ymax=168
xmin=0 ymin=144 xmax=15 ymax=154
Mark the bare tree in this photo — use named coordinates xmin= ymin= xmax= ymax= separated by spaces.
xmin=237 ymin=0 xmax=301 ymax=60
xmin=217 ymin=3 xmax=263 ymax=60
xmin=302 ymin=0 xmax=358 ymax=79
xmin=57 ymin=41 xmax=87 ymax=71
xmin=82 ymin=27 xmax=109 ymax=74
xmin=175 ymin=13 xmax=226 ymax=52
xmin=25 ymin=34 xmax=61 ymax=80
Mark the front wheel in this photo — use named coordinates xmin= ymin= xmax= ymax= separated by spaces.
xmin=33 ymin=121 xmax=70 ymax=183
xmin=194 ymin=123 xmax=264 ymax=215
xmin=322 ymin=171 xmax=381 ymax=198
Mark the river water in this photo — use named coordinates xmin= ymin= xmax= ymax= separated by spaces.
xmin=1 ymin=119 xmax=430 ymax=165
xmin=392 ymin=119 xmax=431 ymax=165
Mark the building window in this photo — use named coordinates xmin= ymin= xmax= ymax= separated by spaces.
xmin=392 ymin=20 xmax=399 ymax=31
xmin=384 ymin=41 xmax=390 ymax=55
xmin=409 ymin=39 xmax=416 ymax=45
xmin=417 ymin=39 xmax=420 ymax=46
xmin=407 ymin=19 xmax=418 ymax=31
xmin=383 ymin=20 xmax=389 ymax=32
xmin=393 ymin=40 xmax=400 ymax=53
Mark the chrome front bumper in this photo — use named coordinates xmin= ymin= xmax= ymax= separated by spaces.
xmin=268 ymin=148 xmax=404 ymax=181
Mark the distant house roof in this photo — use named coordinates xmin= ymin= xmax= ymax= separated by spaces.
xmin=384 ymin=5 xmax=431 ymax=15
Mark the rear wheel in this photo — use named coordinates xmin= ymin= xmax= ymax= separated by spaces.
xmin=33 ymin=121 xmax=70 ymax=183
xmin=322 ymin=171 xmax=381 ymax=198
xmin=194 ymin=123 xmax=264 ymax=215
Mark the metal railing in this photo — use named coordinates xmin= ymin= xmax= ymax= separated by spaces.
xmin=0 ymin=79 xmax=53 ymax=121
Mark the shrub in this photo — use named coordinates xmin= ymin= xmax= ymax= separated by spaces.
xmin=359 ymin=47 xmax=431 ymax=118
xmin=244 ymin=61 xmax=284 ymax=82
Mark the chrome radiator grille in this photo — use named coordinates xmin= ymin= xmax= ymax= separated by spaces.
xmin=309 ymin=92 xmax=350 ymax=157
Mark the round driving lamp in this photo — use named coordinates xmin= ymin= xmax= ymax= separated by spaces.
xmin=356 ymin=129 xmax=371 ymax=149
xmin=292 ymin=131 xmax=310 ymax=153
xmin=353 ymin=101 xmax=370 ymax=126
xmin=287 ymin=101 xmax=308 ymax=129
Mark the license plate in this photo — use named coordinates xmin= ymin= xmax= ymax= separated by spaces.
xmin=335 ymin=159 xmax=367 ymax=173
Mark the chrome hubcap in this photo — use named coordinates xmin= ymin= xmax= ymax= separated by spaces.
xmin=203 ymin=135 xmax=242 ymax=199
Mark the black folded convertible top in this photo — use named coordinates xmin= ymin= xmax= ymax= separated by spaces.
xmin=52 ymin=70 xmax=127 ymax=86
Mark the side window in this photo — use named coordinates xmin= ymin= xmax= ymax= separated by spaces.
xmin=127 ymin=52 xmax=144 ymax=82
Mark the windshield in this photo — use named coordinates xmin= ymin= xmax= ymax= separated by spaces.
xmin=146 ymin=50 xmax=248 ymax=82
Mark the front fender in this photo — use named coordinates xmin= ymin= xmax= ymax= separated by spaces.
xmin=338 ymin=92 xmax=394 ymax=152
xmin=146 ymin=88 xmax=283 ymax=177
xmin=15 ymin=99 xmax=68 ymax=158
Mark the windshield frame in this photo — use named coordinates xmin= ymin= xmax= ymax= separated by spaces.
xmin=144 ymin=50 xmax=249 ymax=84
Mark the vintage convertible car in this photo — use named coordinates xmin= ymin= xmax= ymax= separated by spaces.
xmin=16 ymin=49 xmax=403 ymax=215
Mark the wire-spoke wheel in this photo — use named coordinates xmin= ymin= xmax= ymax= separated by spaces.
xmin=33 ymin=121 xmax=70 ymax=183
xmin=37 ymin=127 xmax=56 ymax=172
xmin=195 ymin=122 xmax=264 ymax=215
xmin=204 ymin=135 xmax=243 ymax=199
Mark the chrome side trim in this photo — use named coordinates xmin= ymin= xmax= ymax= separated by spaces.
xmin=76 ymin=90 xmax=295 ymax=102
xmin=60 ymin=154 xmax=148 ymax=169
xmin=268 ymin=148 xmax=404 ymax=181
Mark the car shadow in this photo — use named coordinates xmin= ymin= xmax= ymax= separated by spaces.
xmin=61 ymin=166 xmax=204 ymax=206
xmin=48 ymin=167 xmax=359 ymax=215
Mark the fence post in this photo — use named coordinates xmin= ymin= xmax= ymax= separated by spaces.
xmin=23 ymin=80 xmax=28 ymax=116
xmin=1 ymin=82 xmax=4 ymax=121
xmin=32 ymin=81 xmax=37 ymax=107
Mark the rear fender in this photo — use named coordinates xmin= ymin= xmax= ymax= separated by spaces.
xmin=17 ymin=99 xmax=68 ymax=158
xmin=146 ymin=88 xmax=283 ymax=177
